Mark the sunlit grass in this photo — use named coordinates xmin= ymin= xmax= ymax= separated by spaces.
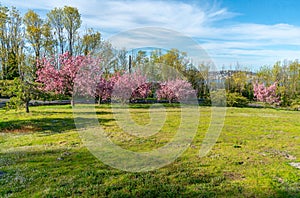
xmin=0 ymin=105 xmax=299 ymax=197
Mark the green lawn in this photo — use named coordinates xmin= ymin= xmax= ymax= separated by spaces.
xmin=0 ymin=105 xmax=299 ymax=197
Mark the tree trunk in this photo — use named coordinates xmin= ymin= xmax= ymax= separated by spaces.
xmin=71 ymin=97 xmax=75 ymax=107
xmin=25 ymin=100 xmax=30 ymax=113
xmin=69 ymin=35 xmax=73 ymax=56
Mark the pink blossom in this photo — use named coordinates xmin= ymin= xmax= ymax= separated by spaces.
xmin=253 ymin=81 xmax=280 ymax=105
xmin=112 ymin=71 xmax=151 ymax=103
xmin=156 ymin=79 xmax=196 ymax=103
xmin=36 ymin=52 xmax=102 ymax=103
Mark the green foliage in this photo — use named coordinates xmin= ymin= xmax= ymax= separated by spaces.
xmin=290 ymin=98 xmax=300 ymax=111
xmin=184 ymin=67 xmax=208 ymax=99
xmin=241 ymin=82 xmax=254 ymax=100
xmin=2 ymin=78 xmax=41 ymax=113
xmin=1 ymin=2 xmax=300 ymax=109
xmin=47 ymin=7 xmax=65 ymax=55
xmin=226 ymin=92 xmax=249 ymax=107
xmin=209 ymin=90 xmax=249 ymax=107
xmin=5 ymin=96 xmax=23 ymax=110
xmin=0 ymin=79 xmax=14 ymax=97
xmin=81 ymin=28 xmax=101 ymax=56
xmin=24 ymin=9 xmax=43 ymax=58
xmin=256 ymin=60 xmax=300 ymax=107
xmin=63 ymin=6 xmax=81 ymax=56
xmin=210 ymin=89 xmax=226 ymax=106
xmin=5 ymin=51 xmax=19 ymax=80
xmin=0 ymin=5 xmax=23 ymax=80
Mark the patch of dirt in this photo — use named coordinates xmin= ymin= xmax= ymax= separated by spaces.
xmin=265 ymin=149 xmax=297 ymax=160
xmin=259 ymin=114 xmax=279 ymax=118
xmin=223 ymin=172 xmax=245 ymax=180
xmin=2 ymin=125 xmax=41 ymax=133
xmin=275 ymin=177 xmax=284 ymax=183
xmin=289 ymin=162 xmax=300 ymax=169
xmin=59 ymin=141 xmax=68 ymax=145
xmin=237 ymin=113 xmax=251 ymax=117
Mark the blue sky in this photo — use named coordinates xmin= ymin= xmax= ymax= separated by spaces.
xmin=221 ymin=0 xmax=300 ymax=25
xmin=2 ymin=0 xmax=300 ymax=70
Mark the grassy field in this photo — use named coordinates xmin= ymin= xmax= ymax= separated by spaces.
xmin=0 ymin=104 xmax=299 ymax=197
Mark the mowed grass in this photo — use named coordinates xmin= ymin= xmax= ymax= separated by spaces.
xmin=0 ymin=104 xmax=299 ymax=197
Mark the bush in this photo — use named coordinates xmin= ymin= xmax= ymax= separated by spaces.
xmin=210 ymin=89 xmax=226 ymax=106
xmin=209 ymin=90 xmax=249 ymax=107
xmin=5 ymin=96 xmax=23 ymax=111
xmin=290 ymin=98 xmax=300 ymax=111
xmin=226 ymin=92 xmax=249 ymax=107
xmin=0 ymin=80 xmax=15 ymax=97
xmin=198 ymin=97 xmax=211 ymax=106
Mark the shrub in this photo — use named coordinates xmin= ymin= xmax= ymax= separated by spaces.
xmin=210 ymin=89 xmax=226 ymax=106
xmin=209 ymin=90 xmax=249 ymax=107
xmin=226 ymin=92 xmax=249 ymax=107
xmin=0 ymin=80 xmax=15 ymax=97
xmin=291 ymin=99 xmax=300 ymax=111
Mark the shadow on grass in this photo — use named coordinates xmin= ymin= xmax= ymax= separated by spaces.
xmin=96 ymin=103 xmax=182 ymax=109
xmin=0 ymin=117 xmax=115 ymax=134
xmin=0 ymin=147 xmax=299 ymax=197
xmin=0 ymin=148 xmax=206 ymax=197
xmin=34 ymin=110 xmax=113 ymax=116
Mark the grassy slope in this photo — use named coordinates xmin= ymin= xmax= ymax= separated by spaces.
xmin=0 ymin=105 xmax=299 ymax=197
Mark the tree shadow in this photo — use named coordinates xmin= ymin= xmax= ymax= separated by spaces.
xmin=0 ymin=117 xmax=115 ymax=134
xmin=36 ymin=110 xmax=113 ymax=116
xmin=0 ymin=147 xmax=299 ymax=197
xmin=108 ymin=103 xmax=182 ymax=109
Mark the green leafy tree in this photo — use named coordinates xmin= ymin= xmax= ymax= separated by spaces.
xmin=23 ymin=10 xmax=46 ymax=78
xmin=226 ymin=92 xmax=249 ymax=107
xmin=63 ymin=6 xmax=81 ymax=56
xmin=0 ymin=4 xmax=9 ymax=79
xmin=47 ymin=7 xmax=65 ymax=55
xmin=2 ymin=78 xmax=41 ymax=113
xmin=41 ymin=22 xmax=55 ymax=56
xmin=0 ymin=6 xmax=24 ymax=80
xmin=132 ymin=50 xmax=148 ymax=68
xmin=24 ymin=10 xmax=43 ymax=60
xmin=81 ymin=28 xmax=101 ymax=56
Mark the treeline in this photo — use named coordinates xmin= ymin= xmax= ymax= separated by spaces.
xmin=123 ymin=52 xmax=300 ymax=109
xmin=217 ymin=60 xmax=300 ymax=109
xmin=0 ymin=3 xmax=299 ymax=112
xmin=255 ymin=61 xmax=300 ymax=107
xmin=0 ymin=4 xmax=127 ymax=80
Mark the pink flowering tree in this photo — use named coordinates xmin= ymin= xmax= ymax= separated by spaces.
xmin=96 ymin=73 xmax=120 ymax=104
xmin=156 ymin=79 xmax=196 ymax=103
xmin=73 ymin=56 xmax=102 ymax=98
xmin=37 ymin=52 xmax=101 ymax=106
xmin=112 ymin=71 xmax=151 ymax=103
xmin=253 ymin=81 xmax=280 ymax=105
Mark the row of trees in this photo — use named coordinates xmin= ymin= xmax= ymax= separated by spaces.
xmin=2 ymin=47 xmax=300 ymax=112
xmin=0 ymin=4 xmax=120 ymax=81
xmin=0 ymin=4 xmax=299 ymax=112
xmin=0 ymin=48 xmax=198 ymax=112
xmin=223 ymin=60 xmax=300 ymax=108
xmin=256 ymin=61 xmax=300 ymax=106
xmin=9 ymin=49 xmax=299 ymax=112
xmin=37 ymin=52 xmax=196 ymax=109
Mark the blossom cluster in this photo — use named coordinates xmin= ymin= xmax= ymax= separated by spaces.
xmin=37 ymin=52 xmax=196 ymax=104
xmin=253 ymin=82 xmax=281 ymax=105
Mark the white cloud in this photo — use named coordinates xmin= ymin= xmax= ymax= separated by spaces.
xmin=2 ymin=0 xmax=300 ymax=69
xmin=2 ymin=0 xmax=234 ymax=35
